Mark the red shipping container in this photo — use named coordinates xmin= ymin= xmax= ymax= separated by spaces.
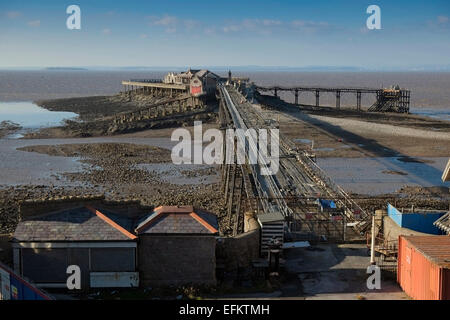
xmin=397 ymin=236 xmax=450 ymax=300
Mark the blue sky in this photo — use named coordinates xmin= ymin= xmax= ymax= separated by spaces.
xmin=0 ymin=0 xmax=449 ymax=69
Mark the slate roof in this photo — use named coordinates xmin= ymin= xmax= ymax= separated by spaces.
xmin=135 ymin=206 xmax=219 ymax=235
xmin=195 ymin=69 xmax=221 ymax=79
xmin=13 ymin=206 xmax=137 ymax=242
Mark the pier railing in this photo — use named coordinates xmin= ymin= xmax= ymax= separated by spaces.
xmin=129 ymin=79 xmax=162 ymax=83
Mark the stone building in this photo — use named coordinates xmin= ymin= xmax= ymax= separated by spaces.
xmin=163 ymin=68 xmax=220 ymax=97
xmin=11 ymin=198 xmax=221 ymax=290
xmin=136 ymin=206 xmax=219 ymax=286
xmin=12 ymin=204 xmax=140 ymax=289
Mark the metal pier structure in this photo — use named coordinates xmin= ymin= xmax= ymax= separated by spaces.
xmin=122 ymin=80 xmax=188 ymax=97
xmin=219 ymin=84 xmax=370 ymax=253
xmin=220 ymin=84 xmax=289 ymax=252
xmin=255 ymin=85 xmax=410 ymax=113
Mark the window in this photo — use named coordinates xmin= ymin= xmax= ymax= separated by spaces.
xmin=90 ymin=248 xmax=135 ymax=272
xmin=22 ymin=248 xmax=68 ymax=283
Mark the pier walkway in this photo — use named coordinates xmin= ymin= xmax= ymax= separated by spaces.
xmin=255 ymin=85 xmax=410 ymax=113
xmin=219 ymin=84 xmax=369 ymax=252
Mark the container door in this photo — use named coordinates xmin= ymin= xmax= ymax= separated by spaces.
xmin=443 ymin=269 xmax=450 ymax=300
xmin=0 ymin=268 xmax=11 ymax=300
xmin=404 ymin=246 xmax=412 ymax=294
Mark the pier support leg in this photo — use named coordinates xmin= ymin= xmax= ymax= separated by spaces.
xmin=357 ymin=91 xmax=361 ymax=111
xmin=274 ymin=88 xmax=278 ymax=98
xmin=315 ymin=90 xmax=320 ymax=107
xmin=295 ymin=90 xmax=299 ymax=105
xmin=336 ymin=90 xmax=341 ymax=110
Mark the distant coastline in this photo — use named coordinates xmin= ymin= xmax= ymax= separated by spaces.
xmin=45 ymin=67 xmax=88 ymax=71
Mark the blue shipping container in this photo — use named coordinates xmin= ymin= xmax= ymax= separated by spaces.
xmin=0 ymin=262 xmax=52 ymax=300
xmin=387 ymin=203 xmax=446 ymax=235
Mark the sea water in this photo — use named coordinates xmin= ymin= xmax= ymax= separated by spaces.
xmin=0 ymin=101 xmax=78 ymax=129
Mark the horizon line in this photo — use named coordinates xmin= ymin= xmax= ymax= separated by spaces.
xmin=1 ymin=65 xmax=450 ymax=72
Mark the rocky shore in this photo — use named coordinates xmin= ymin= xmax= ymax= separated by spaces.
xmin=0 ymin=120 xmax=21 ymax=138
xmin=35 ymin=93 xmax=169 ymax=121
xmin=27 ymin=93 xmax=218 ymax=138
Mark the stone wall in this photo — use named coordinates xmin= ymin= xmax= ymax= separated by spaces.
xmin=138 ymin=235 xmax=216 ymax=287
xmin=108 ymin=108 xmax=216 ymax=135
xmin=216 ymin=230 xmax=260 ymax=271
xmin=112 ymin=95 xmax=204 ymax=124
xmin=383 ymin=216 xmax=431 ymax=243
xmin=216 ymin=212 xmax=260 ymax=271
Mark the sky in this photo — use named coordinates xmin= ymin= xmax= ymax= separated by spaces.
xmin=0 ymin=0 xmax=449 ymax=69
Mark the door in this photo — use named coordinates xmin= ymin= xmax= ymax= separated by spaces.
xmin=404 ymin=246 xmax=412 ymax=294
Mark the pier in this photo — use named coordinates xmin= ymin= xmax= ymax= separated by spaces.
xmin=255 ymin=85 xmax=410 ymax=113
xmin=118 ymin=71 xmax=413 ymax=249
xmin=122 ymin=80 xmax=188 ymax=97
xmin=219 ymin=84 xmax=370 ymax=252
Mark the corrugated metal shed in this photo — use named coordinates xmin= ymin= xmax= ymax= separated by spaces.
xmin=257 ymin=212 xmax=285 ymax=254
xmin=257 ymin=212 xmax=285 ymax=224
xmin=398 ymin=235 xmax=450 ymax=300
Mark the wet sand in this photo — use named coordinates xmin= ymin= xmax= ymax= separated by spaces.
xmin=317 ymin=157 xmax=449 ymax=195
xmin=256 ymin=105 xmax=450 ymax=159
xmin=0 ymin=137 xmax=175 ymax=186
xmin=254 ymin=102 xmax=450 ymax=196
